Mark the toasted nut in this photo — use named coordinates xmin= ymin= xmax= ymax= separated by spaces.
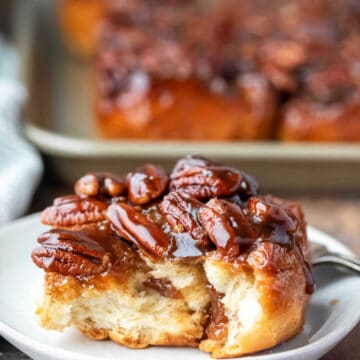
xmin=199 ymin=199 xmax=258 ymax=256
xmin=170 ymin=166 xmax=238 ymax=199
xmin=41 ymin=195 xmax=107 ymax=226
xmin=159 ymin=191 xmax=210 ymax=252
xmin=247 ymin=197 xmax=297 ymax=245
xmin=31 ymin=229 xmax=111 ymax=276
xmin=170 ymin=155 xmax=258 ymax=199
xmin=127 ymin=164 xmax=169 ymax=205
xmin=171 ymin=155 xmax=218 ymax=175
xmin=107 ymin=203 xmax=171 ymax=258
xmin=170 ymin=165 xmax=257 ymax=199
xmin=75 ymin=172 xmax=126 ymax=197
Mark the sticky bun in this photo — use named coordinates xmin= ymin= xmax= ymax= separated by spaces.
xmin=32 ymin=156 xmax=314 ymax=358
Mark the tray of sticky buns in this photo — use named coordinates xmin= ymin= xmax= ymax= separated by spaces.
xmin=16 ymin=0 xmax=360 ymax=189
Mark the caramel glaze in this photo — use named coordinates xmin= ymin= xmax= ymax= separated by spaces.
xmin=141 ymin=202 xmax=212 ymax=259
xmin=34 ymin=195 xmax=314 ymax=293
xmin=32 ymin=222 xmax=149 ymax=280
xmin=34 ymin=196 xmax=314 ymax=293
xmin=143 ymin=196 xmax=314 ymax=295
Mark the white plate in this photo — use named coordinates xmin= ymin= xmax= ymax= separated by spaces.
xmin=0 ymin=214 xmax=359 ymax=360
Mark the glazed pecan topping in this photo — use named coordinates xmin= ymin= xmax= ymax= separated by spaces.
xmin=171 ymin=155 xmax=217 ymax=175
xmin=33 ymin=156 xmax=310 ymax=273
xmin=159 ymin=191 xmax=210 ymax=251
xmin=198 ymin=199 xmax=258 ymax=257
xmin=247 ymin=197 xmax=297 ymax=245
xmin=41 ymin=195 xmax=107 ymax=227
xmin=127 ymin=164 xmax=169 ymax=205
xmin=107 ymin=202 xmax=172 ymax=258
xmin=170 ymin=159 xmax=258 ymax=200
xmin=31 ymin=229 xmax=111 ymax=276
xmin=75 ymin=172 xmax=126 ymax=197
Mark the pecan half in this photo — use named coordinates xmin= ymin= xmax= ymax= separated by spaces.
xmin=159 ymin=191 xmax=210 ymax=253
xmin=106 ymin=203 xmax=172 ymax=258
xmin=247 ymin=197 xmax=297 ymax=245
xmin=31 ymin=229 xmax=111 ymax=276
xmin=41 ymin=195 xmax=107 ymax=227
xmin=127 ymin=164 xmax=169 ymax=205
xmin=170 ymin=155 xmax=258 ymax=199
xmin=171 ymin=155 xmax=218 ymax=175
xmin=170 ymin=165 xmax=257 ymax=200
xmin=75 ymin=172 xmax=126 ymax=197
xmin=198 ymin=199 xmax=258 ymax=257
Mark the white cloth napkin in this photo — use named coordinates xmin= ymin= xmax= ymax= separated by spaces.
xmin=0 ymin=36 xmax=43 ymax=225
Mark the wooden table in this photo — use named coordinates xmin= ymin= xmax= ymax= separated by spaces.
xmin=1 ymin=180 xmax=359 ymax=359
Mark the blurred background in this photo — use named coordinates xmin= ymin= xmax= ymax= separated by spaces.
xmin=7 ymin=0 xmax=360 ymax=189
xmin=0 ymin=0 xmax=359 ymax=358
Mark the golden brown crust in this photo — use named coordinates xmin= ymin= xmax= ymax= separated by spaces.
xmin=200 ymin=240 xmax=310 ymax=358
xmin=58 ymin=0 xmax=104 ymax=56
xmin=280 ymin=99 xmax=360 ymax=142
xmin=76 ymin=318 xmax=202 ymax=347
xmin=109 ymin=328 xmax=200 ymax=349
xmin=77 ymin=326 xmax=109 ymax=341
xmin=96 ymin=78 xmax=276 ymax=141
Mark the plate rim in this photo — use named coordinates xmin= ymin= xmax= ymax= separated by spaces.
xmin=0 ymin=213 xmax=359 ymax=360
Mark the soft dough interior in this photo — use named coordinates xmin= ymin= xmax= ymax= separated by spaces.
xmin=200 ymin=248 xmax=309 ymax=358
xmin=37 ymin=262 xmax=209 ymax=349
xmin=36 ymin=246 xmax=309 ymax=358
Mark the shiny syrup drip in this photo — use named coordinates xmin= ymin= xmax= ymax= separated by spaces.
xmin=64 ymin=224 xmax=148 ymax=276
xmin=141 ymin=198 xmax=314 ymax=296
xmin=253 ymin=222 xmax=314 ymax=295
xmin=295 ymin=243 xmax=315 ymax=294
xmin=39 ymin=162 xmax=314 ymax=293
xmin=142 ymin=202 xmax=205 ymax=258
xmin=51 ymin=198 xmax=313 ymax=294
xmin=206 ymin=167 xmax=258 ymax=198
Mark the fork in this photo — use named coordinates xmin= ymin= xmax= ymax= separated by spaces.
xmin=311 ymin=242 xmax=360 ymax=274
